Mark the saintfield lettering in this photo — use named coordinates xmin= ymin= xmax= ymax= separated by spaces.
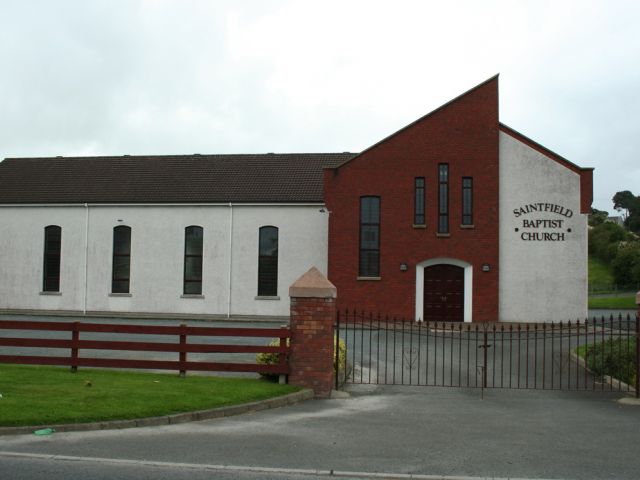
xmin=513 ymin=203 xmax=573 ymax=218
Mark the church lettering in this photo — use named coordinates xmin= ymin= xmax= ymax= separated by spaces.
xmin=513 ymin=203 xmax=573 ymax=218
xmin=513 ymin=202 xmax=573 ymax=242
xmin=522 ymin=219 xmax=564 ymax=229
xmin=520 ymin=232 xmax=566 ymax=241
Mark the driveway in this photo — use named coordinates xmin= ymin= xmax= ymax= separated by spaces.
xmin=1 ymin=385 xmax=639 ymax=479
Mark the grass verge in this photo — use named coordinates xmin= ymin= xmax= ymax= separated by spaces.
xmin=0 ymin=364 xmax=298 ymax=427
xmin=587 ymin=296 xmax=637 ymax=309
xmin=576 ymin=339 xmax=637 ymax=388
xmin=588 ymin=255 xmax=614 ymax=286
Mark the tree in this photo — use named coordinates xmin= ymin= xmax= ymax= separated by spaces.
xmin=612 ymin=190 xmax=640 ymax=233
xmin=612 ymin=191 xmax=635 ymax=220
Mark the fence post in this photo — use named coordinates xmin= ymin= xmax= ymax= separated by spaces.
xmin=483 ymin=330 xmax=488 ymax=389
xmin=278 ymin=326 xmax=288 ymax=385
xmin=179 ymin=323 xmax=187 ymax=378
xmin=289 ymin=266 xmax=337 ymax=398
xmin=636 ymin=292 xmax=640 ymax=398
xmin=70 ymin=321 xmax=79 ymax=373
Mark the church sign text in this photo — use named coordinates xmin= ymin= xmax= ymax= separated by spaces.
xmin=513 ymin=203 xmax=573 ymax=242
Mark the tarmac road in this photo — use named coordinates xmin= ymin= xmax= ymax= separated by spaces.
xmin=1 ymin=385 xmax=639 ymax=480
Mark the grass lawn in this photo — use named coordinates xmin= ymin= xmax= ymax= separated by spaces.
xmin=0 ymin=364 xmax=298 ymax=427
xmin=588 ymin=255 xmax=614 ymax=286
xmin=588 ymin=296 xmax=637 ymax=309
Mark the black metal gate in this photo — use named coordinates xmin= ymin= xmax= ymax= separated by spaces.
xmin=334 ymin=310 xmax=639 ymax=396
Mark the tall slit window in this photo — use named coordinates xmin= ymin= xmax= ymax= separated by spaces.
xmin=43 ymin=225 xmax=61 ymax=292
xmin=462 ymin=177 xmax=473 ymax=225
xmin=359 ymin=196 xmax=380 ymax=277
xmin=258 ymin=226 xmax=278 ymax=296
xmin=184 ymin=226 xmax=204 ymax=295
xmin=438 ymin=164 xmax=449 ymax=234
xmin=112 ymin=226 xmax=131 ymax=294
xmin=414 ymin=177 xmax=425 ymax=225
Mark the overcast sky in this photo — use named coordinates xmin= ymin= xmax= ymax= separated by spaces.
xmin=1 ymin=0 xmax=638 ymax=212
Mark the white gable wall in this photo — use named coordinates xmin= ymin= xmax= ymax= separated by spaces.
xmin=0 ymin=204 xmax=328 ymax=319
xmin=499 ymin=132 xmax=588 ymax=322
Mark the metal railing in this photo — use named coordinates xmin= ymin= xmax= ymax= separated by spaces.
xmin=335 ymin=310 xmax=639 ymax=397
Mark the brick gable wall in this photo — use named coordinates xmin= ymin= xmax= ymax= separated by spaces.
xmin=324 ymin=77 xmax=500 ymax=321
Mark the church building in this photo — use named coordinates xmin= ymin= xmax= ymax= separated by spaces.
xmin=0 ymin=76 xmax=593 ymax=322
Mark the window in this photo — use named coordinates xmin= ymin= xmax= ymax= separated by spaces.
xmin=184 ymin=226 xmax=203 ymax=295
xmin=43 ymin=225 xmax=61 ymax=292
xmin=462 ymin=177 xmax=473 ymax=225
xmin=359 ymin=196 xmax=380 ymax=277
xmin=258 ymin=226 xmax=278 ymax=296
xmin=112 ymin=226 xmax=131 ymax=294
xmin=438 ymin=164 xmax=449 ymax=234
xmin=414 ymin=177 xmax=425 ymax=225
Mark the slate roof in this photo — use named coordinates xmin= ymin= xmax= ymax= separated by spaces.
xmin=0 ymin=153 xmax=356 ymax=204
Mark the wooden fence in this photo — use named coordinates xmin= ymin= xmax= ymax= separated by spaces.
xmin=0 ymin=320 xmax=289 ymax=376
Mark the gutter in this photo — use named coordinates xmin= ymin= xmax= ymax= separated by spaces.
xmin=0 ymin=202 xmax=326 ymax=208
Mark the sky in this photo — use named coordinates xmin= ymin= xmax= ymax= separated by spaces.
xmin=0 ymin=0 xmax=638 ymax=212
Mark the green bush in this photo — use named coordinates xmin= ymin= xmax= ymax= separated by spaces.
xmin=256 ymin=335 xmax=349 ymax=385
xmin=256 ymin=337 xmax=290 ymax=373
xmin=584 ymin=337 xmax=637 ymax=387
xmin=588 ymin=222 xmax=627 ymax=263
xmin=611 ymin=243 xmax=640 ymax=286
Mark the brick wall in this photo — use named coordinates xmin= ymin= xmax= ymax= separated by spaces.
xmin=288 ymin=267 xmax=337 ymax=397
xmin=289 ymin=296 xmax=335 ymax=397
xmin=324 ymin=76 xmax=500 ymax=321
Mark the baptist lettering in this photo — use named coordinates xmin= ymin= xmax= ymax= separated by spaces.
xmin=522 ymin=219 xmax=564 ymax=229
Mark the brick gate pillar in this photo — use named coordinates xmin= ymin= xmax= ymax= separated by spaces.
xmin=288 ymin=267 xmax=336 ymax=398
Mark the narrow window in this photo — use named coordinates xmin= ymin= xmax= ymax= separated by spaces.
xmin=438 ymin=164 xmax=449 ymax=234
xmin=414 ymin=177 xmax=425 ymax=225
xmin=43 ymin=225 xmax=61 ymax=292
xmin=359 ymin=196 xmax=380 ymax=277
xmin=258 ymin=226 xmax=278 ymax=296
xmin=184 ymin=226 xmax=204 ymax=295
xmin=462 ymin=177 xmax=473 ymax=225
xmin=112 ymin=226 xmax=131 ymax=294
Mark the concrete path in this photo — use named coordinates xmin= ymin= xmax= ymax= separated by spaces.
xmin=2 ymin=385 xmax=639 ymax=479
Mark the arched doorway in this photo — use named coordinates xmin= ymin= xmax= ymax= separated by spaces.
xmin=415 ymin=258 xmax=472 ymax=322
xmin=423 ymin=264 xmax=464 ymax=321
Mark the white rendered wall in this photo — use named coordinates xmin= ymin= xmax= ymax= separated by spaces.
xmin=499 ymin=132 xmax=588 ymax=322
xmin=0 ymin=204 xmax=328 ymax=319
xmin=230 ymin=206 xmax=329 ymax=316
xmin=0 ymin=207 xmax=87 ymax=312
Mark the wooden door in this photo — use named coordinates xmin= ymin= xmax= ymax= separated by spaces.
xmin=423 ymin=265 xmax=464 ymax=322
